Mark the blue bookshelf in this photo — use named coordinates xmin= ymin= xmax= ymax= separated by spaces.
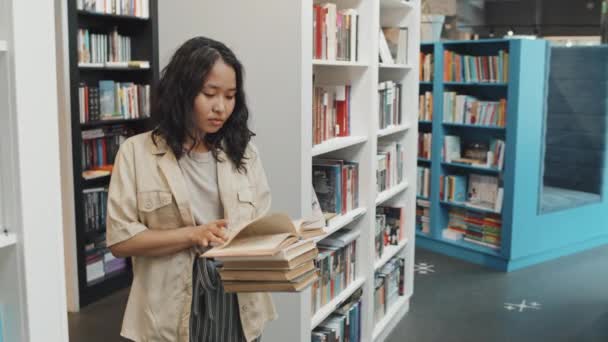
xmin=416 ymin=39 xmax=608 ymax=271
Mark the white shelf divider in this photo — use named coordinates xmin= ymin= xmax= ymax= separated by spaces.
xmin=78 ymin=62 xmax=150 ymax=70
xmin=0 ymin=233 xmax=17 ymax=249
xmin=375 ymin=181 xmax=409 ymax=205
xmin=312 ymin=136 xmax=368 ymax=157
xmin=379 ymin=63 xmax=413 ymax=70
xmin=378 ymin=123 xmax=411 ymax=138
xmin=314 ymin=207 xmax=367 ymax=243
xmin=311 ymin=277 xmax=366 ymax=329
xmin=0 ymin=40 xmax=7 ymax=51
xmin=374 ymin=238 xmax=408 ymax=271
xmin=313 ymin=59 xmax=369 ymax=67
xmin=372 ymin=296 xmax=410 ymax=341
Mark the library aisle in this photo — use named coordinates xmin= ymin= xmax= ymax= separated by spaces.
xmin=68 ymin=244 xmax=608 ymax=342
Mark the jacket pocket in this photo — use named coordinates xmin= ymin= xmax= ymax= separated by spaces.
xmin=237 ymin=187 xmax=256 ymax=221
xmin=137 ymin=191 xmax=180 ymax=229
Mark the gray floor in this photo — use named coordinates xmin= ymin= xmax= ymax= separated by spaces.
xmin=68 ymin=245 xmax=608 ymax=342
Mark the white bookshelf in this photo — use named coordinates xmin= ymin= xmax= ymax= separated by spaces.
xmin=311 ymin=135 xmax=368 ymax=157
xmin=159 ymin=0 xmax=419 ymax=341
xmin=379 ymin=63 xmax=413 ymax=70
xmin=0 ymin=0 xmax=69 ymax=340
xmin=378 ymin=123 xmax=411 ymax=137
xmin=374 ymin=238 xmax=409 ymax=271
xmin=310 ymin=277 xmax=366 ymax=328
xmin=372 ymin=296 xmax=410 ymax=340
xmin=314 ymin=207 xmax=367 ymax=243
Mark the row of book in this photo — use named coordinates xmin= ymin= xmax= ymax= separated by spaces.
xmin=313 ymin=85 xmax=351 ymax=146
xmin=85 ymin=234 xmax=128 ymax=285
xmin=79 ymin=81 xmax=151 ymax=123
xmin=416 ymin=199 xmax=431 ymax=234
xmin=374 ymin=256 xmax=406 ymax=324
xmin=418 ymin=132 xmax=432 ymax=159
xmin=443 ymin=50 xmax=509 ymax=83
xmin=420 ymin=52 xmax=433 ymax=82
xmin=374 ymin=206 xmax=406 ymax=261
xmin=416 ymin=167 xmax=430 ymax=199
xmin=313 ymin=4 xmax=359 ymax=61
xmin=443 ymin=92 xmax=507 ymax=127
xmin=312 ymin=290 xmax=362 ymax=342
xmin=418 ymin=91 xmax=433 ymax=121
xmin=440 ymin=173 xmax=504 ymax=213
xmin=83 ymin=188 xmax=107 ymax=235
xmin=313 ymin=159 xmax=359 ymax=216
xmin=377 ymin=142 xmax=405 ymax=193
xmin=81 ymin=126 xmax=131 ymax=173
xmin=443 ymin=135 xmax=505 ymax=171
xmin=446 ymin=208 xmax=502 ymax=249
xmin=312 ymin=229 xmax=359 ymax=314
xmin=378 ymin=81 xmax=403 ymax=130
xmin=77 ymin=0 xmax=150 ymax=18
xmin=78 ymin=28 xmax=133 ymax=65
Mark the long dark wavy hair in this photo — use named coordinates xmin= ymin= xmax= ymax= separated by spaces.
xmin=151 ymin=36 xmax=254 ymax=172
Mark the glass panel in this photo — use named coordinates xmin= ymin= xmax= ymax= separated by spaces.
xmin=539 ymin=44 xmax=608 ymax=214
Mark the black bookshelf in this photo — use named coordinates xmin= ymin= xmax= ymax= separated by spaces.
xmin=67 ymin=0 xmax=159 ymax=307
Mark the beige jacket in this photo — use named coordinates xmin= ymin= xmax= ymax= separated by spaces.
xmin=106 ymin=132 xmax=277 ymax=342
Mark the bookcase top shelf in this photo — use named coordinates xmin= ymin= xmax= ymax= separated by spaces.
xmin=77 ymin=10 xmax=149 ymax=21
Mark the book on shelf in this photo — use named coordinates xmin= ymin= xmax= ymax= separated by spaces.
xmin=418 ymin=132 xmax=432 ymax=159
xmin=77 ymin=0 xmax=150 ymax=18
xmin=443 ymin=92 xmax=507 ymax=127
xmin=313 ymin=85 xmax=351 ymax=145
xmin=467 ymin=174 xmax=500 ymax=211
xmin=378 ymin=81 xmax=403 ymax=130
xmin=443 ymin=136 xmax=505 ymax=170
xmin=440 ymin=174 xmax=467 ymax=203
xmin=79 ymin=81 xmax=150 ymax=123
xmin=312 ymin=159 xmax=359 ymax=216
xmin=443 ymin=49 xmax=509 ymax=83
xmin=418 ymin=91 xmax=433 ymax=121
xmin=417 ymin=166 xmax=431 ymax=198
xmin=441 ymin=173 xmax=503 ymax=213
xmin=313 ymin=4 xmax=359 ymax=61
xmin=375 ymin=256 xmax=406 ymax=323
xmin=378 ymin=29 xmax=394 ymax=64
xmin=313 ymin=290 xmax=362 ymax=342
xmin=85 ymin=233 xmax=127 ymax=285
xmin=382 ymin=27 xmax=409 ymax=65
xmin=311 ymin=229 xmax=358 ymax=314
xmin=447 ymin=208 xmax=502 ymax=249
xmin=376 ymin=206 xmax=406 ymax=245
xmin=419 ymin=52 xmax=433 ymax=82
xmin=202 ymin=213 xmax=322 ymax=292
xmin=78 ymin=27 xmax=133 ymax=65
xmin=416 ymin=199 xmax=431 ymax=234
xmin=377 ymin=142 xmax=405 ymax=193
xmin=81 ymin=125 xmax=132 ymax=175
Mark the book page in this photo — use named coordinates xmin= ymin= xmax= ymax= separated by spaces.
xmin=204 ymin=233 xmax=297 ymax=258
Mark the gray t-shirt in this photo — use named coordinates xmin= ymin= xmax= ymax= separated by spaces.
xmin=178 ymin=150 xmax=223 ymax=225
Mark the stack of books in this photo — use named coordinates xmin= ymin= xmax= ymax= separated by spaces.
xmin=445 ymin=208 xmax=502 ymax=249
xmin=203 ymin=213 xmax=320 ymax=292
xmin=374 ymin=257 xmax=405 ymax=323
xmin=312 ymin=290 xmax=362 ymax=342
xmin=416 ymin=199 xmax=431 ymax=234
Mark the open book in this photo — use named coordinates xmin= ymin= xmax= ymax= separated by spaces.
xmin=202 ymin=213 xmax=320 ymax=259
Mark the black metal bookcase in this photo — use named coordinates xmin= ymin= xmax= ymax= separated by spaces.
xmin=66 ymin=0 xmax=159 ymax=307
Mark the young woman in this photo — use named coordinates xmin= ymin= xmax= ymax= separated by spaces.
xmin=106 ymin=37 xmax=276 ymax=342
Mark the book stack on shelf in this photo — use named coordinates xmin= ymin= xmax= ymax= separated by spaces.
xmin=419 ymin=51 xmax=433 ymax=82
xmin=313 ymin=159 xmax=359 ymax=219
xmin=418 ymin=132 xmax=431 ymax=160
xmin=374 ymin=256 xmax=405 ymax=324
xmin=313 ymin=4 xmax=359 ymax=62
xmin=443 ymin=92 xmax=506 ymax=127
xmin=77 ymin=0 xmax=150 ymax=18
xmin=443 ymin=49 xmax=509 ymax=83
xmin=416 ymin=166 xmax=430 ymax=199
xmin=374 ymin=207 xmax=406 ymax=261
xmin=443 ymin=208 xmax=502 ymax=249
xmin=312 ymin=290 xmax=362 ymax=342
xmin=378 ymin=81 xmax=402 ymax=130
xmin=67 ymin=0 xmax=158 ymax=307
xmin=376 ymin=142 xmax=405 ymax=193
xmin=312 ymin=229 xmax=359 ymax=315
xmin=416 ymin=200 xmax=431 ymax=234
xmin=440 ymin=173 xmax=503 ymax=214
xmin=418 ymin=91 xmax=433 ymax=121
xmin=313 ymin=85 xmax=352 ymax=146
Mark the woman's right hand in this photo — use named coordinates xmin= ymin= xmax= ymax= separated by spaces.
xmin=188 ymin=219 xmax=229 ymax=247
